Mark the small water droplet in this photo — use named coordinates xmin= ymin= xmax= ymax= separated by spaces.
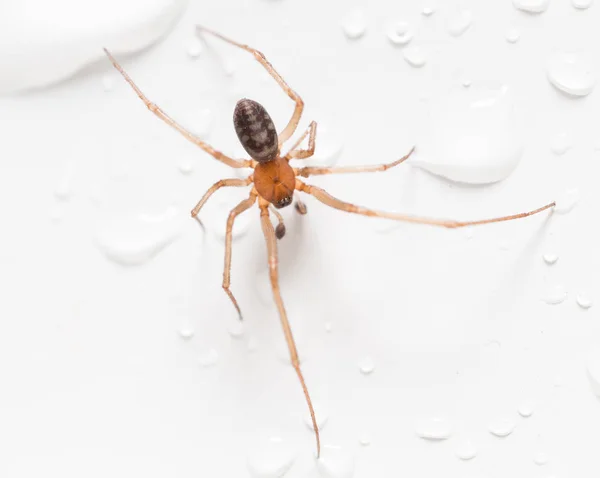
xmin=386 ymin=21 xmax=414 ymax=45
xmin=403 ymin=46 xmax=427 ymax=67
xmin=577 ymin=293 xmax=593 ymax=309
xmin=358 ymin=434 xmax=371 ymax=446
xmin=550 ymin=131 xmax=572 ymax=155
xmin=512 ymin=0 xmax=550 ymax=13
xmin=422 ymin=6 xmax=435 ymax=16
xmin=518 ymin=402 xmax=534 ymax=417
xmin=461 ymin=78 xmax=472 ymax=88
xmin=304 ymin=403 xmax=329 ymax=432
xmin=454 ymin=439 xmax=478 ymax=460
xmin=534 ymin=451 xmax=550 ymax=466
xmin=317 ymin=445 xmax=355 ymax=478
xmin=186 ymin=38 xmax=203 ymax=59
xmin=542 ymin=284 xmax=568 ymax=305
xmin=198 ymin=348 xmax=219 ymax=367
xmin=488 ymin=418 xmax=516 ymax=437
xmin=102 ymin=73 xmax=115 ymax=92
xmin=185 ymin=108 xmax=213 ymax=139
xmin=178 ymin=159 xmax=194 ymax=175
xmin=94 ymin=207 xmax=183 ymax=266
xmin=178 ymin=328 xmax=194 ymax=339
xmin=228 ymin=320 xmax=245 ymax=339
xmin=554 ymin=188 xmax=579 ymax=214
xmin=342 ymin=9 xmax=367 ymax=40
xmin=324 ymin=322 xmax=333 ymax=333
xmin=358 ymin=356 xmax=375 ymax=375
xmin=415 ymin=418 xmax=453 ymax=440
xmin=506 ymin=29 xmax=521 ymax=43
xmin=586 ymin=346 xmax=600 ymax=398
xmin=543 ymin=252 xmax=559 ymax=265
xmin=572 ymin=0 xmax=594 ymax=9
xmin=447 ymin=10 xmax=473 ymax=37
xmin=547 ymin=50 xmax=596 ymax=97
xmin=247 ymin=436 xmax=295 ymax=478
xmin=413 ymin=86 xmax=523 ymax=183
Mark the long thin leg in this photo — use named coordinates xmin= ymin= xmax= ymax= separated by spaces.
xmin=296 ymin=180 xmax=555 ymax=229
xmin=285 ymin=121 xmax=317 ymax=159
xmin=104 ymin=49 xmax=251 ymax=169
xmin=296 ymin=146 xmax=415 ymax=177
xmin=223 ymin=192 xmax=258 ymax=319
xmin=259 ymin=201 xmax=321 ymax=457
xmin=190 ymin=177 xmax=253 ymax=218
xmin=196 ymin=26 xmax=304 ymax=146
xmin=269 ymin=205 xmax=286 ymax=239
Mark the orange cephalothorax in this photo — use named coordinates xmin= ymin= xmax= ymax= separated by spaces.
xmin=253 ymin=157 xmax=296 ymax=208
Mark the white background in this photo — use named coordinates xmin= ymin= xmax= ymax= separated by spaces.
xmin=0 ymin=0 xmax=598 ymax=477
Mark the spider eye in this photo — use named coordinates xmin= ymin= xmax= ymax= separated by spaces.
xmin=275 ymin=196 xmax=292 ymax=209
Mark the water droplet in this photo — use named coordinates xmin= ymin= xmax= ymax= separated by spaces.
xmin=305 ymin=120 xmax=343 ymax=167
xmin=186 ymin=38 xmax=203 ymax=59
xmin=586 ymin=346 xmax=600 ymax=398
xmin=543 ymin=252 xmax=559 ymax=265
xmin=550 ymin=131 xmax=572 ymax=155
xmin=358 ymin=434 xmax=371 ymax=446
xmin=247 ymin=436 xmax=295 ymax=478
xmin=178 ymin=328 xmax=194 ymax=339
xmin=512 ymin=0 xmax=550 ymax=13
xmin=185 ymin=108 xmax=213 ymax=139
xmin=342 ymin=9 xmax=367 ymax=40
xmin=403 ymin=46 xmax=427 ymax=67
xmin=542 ymin=284 xmax=568 ymax=305
xmin=198 ymin=348 xmax=219 ymax=367
xmin=415 ymin=418 xmax=453 ymax=440
xmin=572 ymin=0 xmax=594 ymax=9
xmin=506 ymin=29 xmax=521 ymax=43
xmin=324 ymin=322 xmax=333 ymax=333
xmin=554 ymin=188 xmax=579 ymax=214
xmin=386 ymin=21 xmax=414 ymax=46
xmin=317 ymin=445 xmax=355 ymax=478
xmin=102 ymin=73 xmax=115 ymax=92
xmin=422 ymin=6 xmax=435 ymax=16
xmin=461 ymin=78 xmax=472 ymax=88
xmin=518 ymin=402 xmax=534 ymax=417
xmin=228 ymin=320 xmax=245 ymax=339
xmin=454 ymin=439 xmax=478 ymax=460
xmin=447 ymin=10 xmax=473 ymax=37
xmin=94 ymin=207 xmax=183 ymax=266
xmin=413 ymin=86 xmax=523 ymax=184
xmin=358 ymin=356 xmax=375 ymax=375
xmin=534 ymin=451 xmax=550 ymax=465
xmin=488 ymin=418 xmax=516 ymax=437
xmin=547 ymin=50 xmax=596 ymax=97
xmin=178 ymin=159 xmax=194 ymax=175
xmin=304 ymin=403 xmax=329 ymax=432
xmin=577 ymin=293 xmax=593 ymax=309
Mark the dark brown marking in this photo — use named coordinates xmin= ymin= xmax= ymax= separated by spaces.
xmin=233 ymin=99 xmax=279 ymax=163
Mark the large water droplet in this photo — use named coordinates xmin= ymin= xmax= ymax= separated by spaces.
xmin=543 ymin=252 xmax=559 ymax=265
xmin=94 ymin=207 xmax=183 ymax=266
xmin=586 ymin=346 xmax=600 ymax=398
xmin=414 ymin=86 xmax=523 ymax=184
xmin=447 ymin=10 xmax=473 ymax=37
xmin=542 ymin=284 xmax=568 ymax=305
xmin=572 ymin=0 xmax=594 ymax=9
xmin=454 ymin=439 xmax=478 ymax=460
xmin=386 ymin=21 xmax=414 ymax=46
xmin=403 ymin=46 xmax=427 ymax=67
xmin=488 ymin=419 xmax=515 ymax=437
xmin=415 ymin=418 xmax=453 ymax=440
xmin=317 ymin=445 xmax=355 ymax=478
xmin=341 ymin=9 xmax=367 ymax=40
xmin=554 ymin=188 xmax=579 ymax=214
xmin=547 ymin=50 xmax=596 ymax=97
xmin=422 ymin=6 xmax=435 ymax=16
xmin=576 ymin=293 xmax=593 ymax=309
xmin=550 ymin=131 xmax=573 ymax=155
xmin=247 ymin=436 xmax=295 ymax=478
xmin=512 ymin=0 xmax=550 ymax=13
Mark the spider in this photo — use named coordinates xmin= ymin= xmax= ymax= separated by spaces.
xmin=104 ymin=25 xmax=556 ymax=458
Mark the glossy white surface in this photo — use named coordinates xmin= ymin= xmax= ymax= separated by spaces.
xmin=0 ymin=1 xmax=599 ymax=477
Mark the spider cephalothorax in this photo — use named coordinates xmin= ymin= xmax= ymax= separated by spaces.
xmin=105 ymin=25 xmax=555 ymax=459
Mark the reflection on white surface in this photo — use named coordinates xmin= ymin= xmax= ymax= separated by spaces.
xmin=414 ymin=86 xmax=523 ymax=184
xmin=0 ymin=0 xmax=188 ymax=94
xmin=547 ymin=50 xmax=597 ymax=97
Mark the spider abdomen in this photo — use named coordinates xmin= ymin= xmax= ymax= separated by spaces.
xmin=233 ymin=98 xmax=279 ymax=163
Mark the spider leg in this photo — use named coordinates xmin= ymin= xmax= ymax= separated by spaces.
xmin=104 ymin=49 xmax=251 ymax=169
xmin=285 ymin=121 xmax=317 ymax=160
xmin=295 ymin=200 xmax=308 ymax=215
xmin=222 ymin=192 xmax=258 ymax=320
xmin=296 ymin=146 xmax=415 ymax=177
xmin=191 ymin=177 xmax=253 ymax=219
xmin=296 ymin=180 xmax=555 ymax=228
xmin=259 ymin=200 xmax=321 ymax=457
xmin=269 ymin=205 xmax=286 ymax=239
xmin=196 ymin=26 xmax=304 ymax=146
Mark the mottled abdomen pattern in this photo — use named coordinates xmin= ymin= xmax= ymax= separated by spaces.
xmin=233 ymin=98 xmax=279 ymax=163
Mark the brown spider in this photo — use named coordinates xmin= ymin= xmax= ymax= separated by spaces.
xmin=104 ymin=25 xmax=556 ymax=458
